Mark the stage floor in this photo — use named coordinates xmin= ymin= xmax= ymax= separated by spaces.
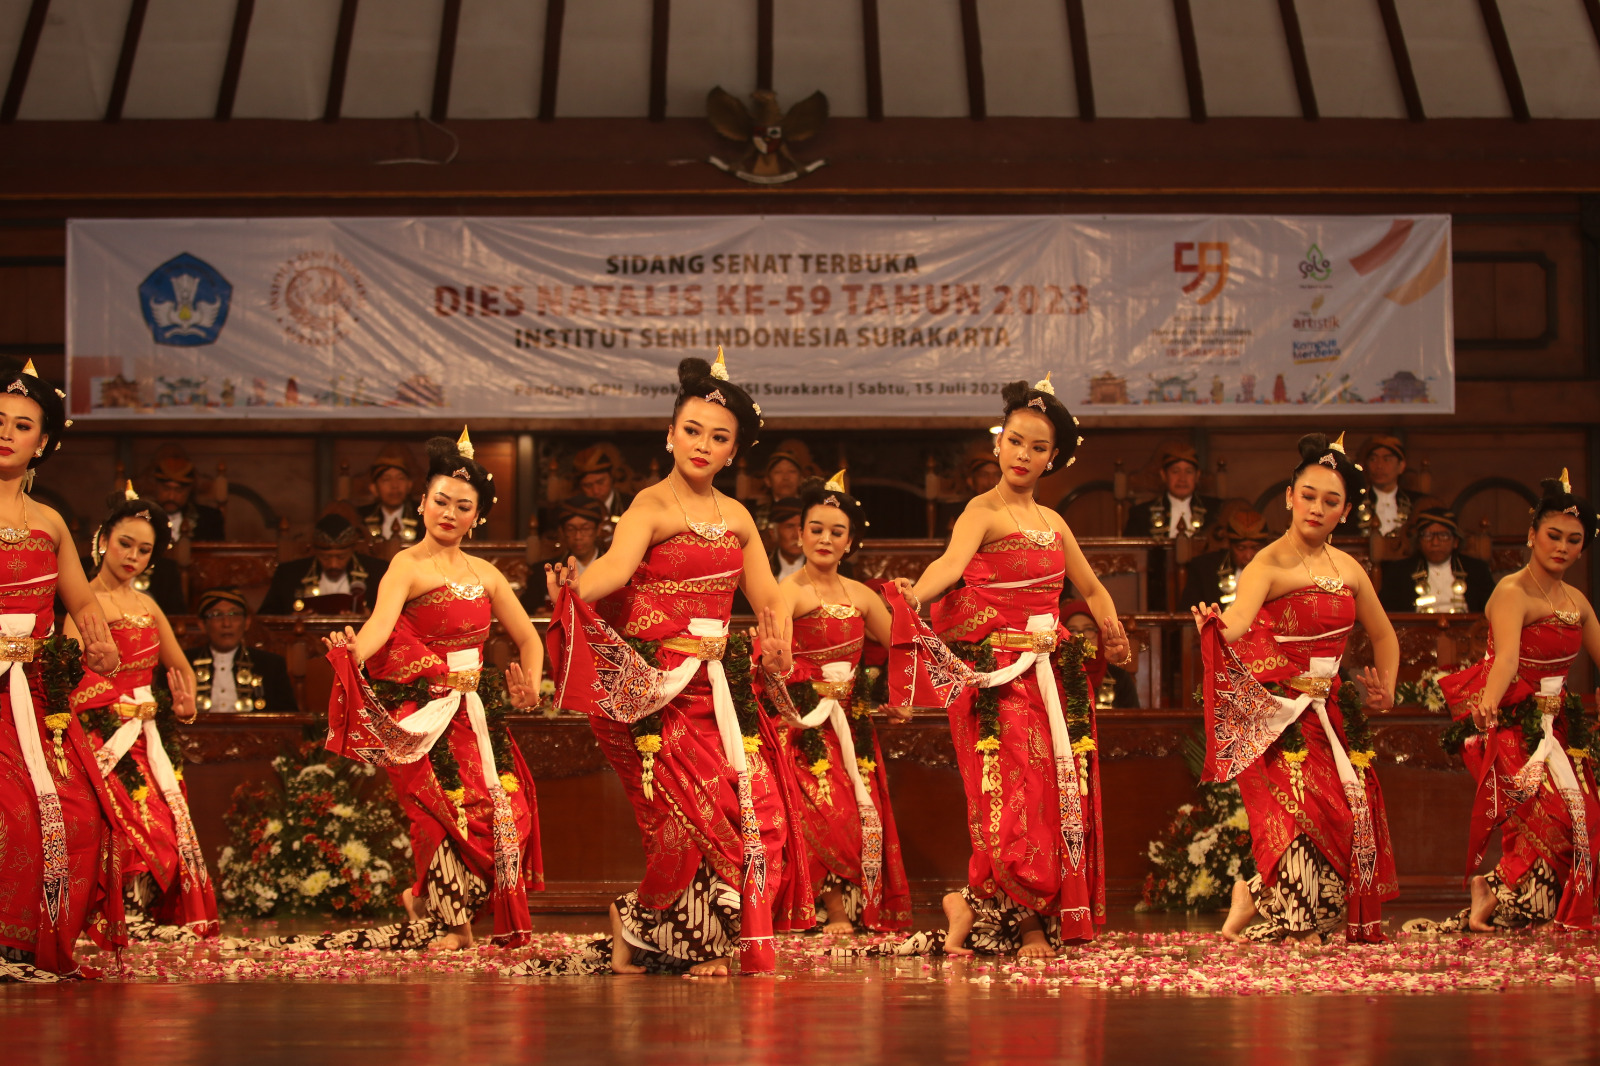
xmin=5 ymin=912 xmax=1599 ymax=1065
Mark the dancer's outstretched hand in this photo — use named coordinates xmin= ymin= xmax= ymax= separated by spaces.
xmin=505 ymin=661 xmax=540 ymax=709
xmin=752 ymin=607 xmax=793 ymax=677
xmin=1099 ymin=614 xmax=1131 ymax=665
xmin=1190 ymin=602 xmax=1222 ymax=632
xmin=1359 ymin=666 xmax=1393 ymax=711
xmin=890 ymin=578 xmax=919 ymax=610
xmin=882 ymin=703 xmax=914 ymax=722
xmin=1473 ymin=689 xmax=1499 ymax=731
xmin=322 ymin=625 xmax=360 ymax=662
xmin=545 ymin=558 xmax=576 ymax=605
xmin=80 ymin=611 xmax=120 ymax=676
xmin=168 ymin=667 xmax=197 ymax=721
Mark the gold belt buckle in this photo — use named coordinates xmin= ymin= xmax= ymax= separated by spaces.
xmin=1536 ymin=693 xmax=1562 ymax=715
xmin=1030 ymin=631 xmax=1058 ymax=654
xmin=1287 ymin=675 xmax=1332 ymax=699
xmin=115 ymin=701 xmax=157 ymax=721
xmin=696 ymin=635 xmax=727 ymax=662
xmin=812 ymin=680 xmax=852 ymax=700
xmin=442 ymin=670 xmax=480 ymax=693
xmin=0 ymin=636 xmax=36 ymax=663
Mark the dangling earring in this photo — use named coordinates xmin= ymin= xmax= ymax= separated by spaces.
xmin=666 ymin=441 xmax=674 ymax=452
xmin=416 ymin=503 xmax=424 ymax=515
xmin=1046 ymin=462 xmax=1054 ymax=471
xmin=992 ymin=446 xmax=1000 ymax=457
xmin=31 ymin=447 xmax=41 ymax=458
xmin=724 ymin=458 xmax=732 ymax=467
xmin=1285 ymin=500 xmax=1292 ymax=511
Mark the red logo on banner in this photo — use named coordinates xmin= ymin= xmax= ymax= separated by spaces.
xmin=1174 ymin=242 xmax=1230 ymax=304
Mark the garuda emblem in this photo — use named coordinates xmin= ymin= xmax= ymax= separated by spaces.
xmin=706 ymin=87 xmax=828 ymax=185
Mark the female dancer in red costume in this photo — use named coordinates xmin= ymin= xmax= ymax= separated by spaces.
xmin=887 ymin=375 xmax=1129 ymax=957
xmin=1194 ymin=433 xmax=1399 ymax=944
xmin=319 ymin=429 xmax=544 ymax=950
xmin=68 ymin=490 xmax=210 ymax=940
xmin=0 ymin=360 xmax=125 ymax=981
xmin=540 ymin=352 xmax=810 ymax=977
xmin=1438 ymin=470 xmax=1600 ymax=931
xmin=761 ymin=471 xmax=912 ymax=934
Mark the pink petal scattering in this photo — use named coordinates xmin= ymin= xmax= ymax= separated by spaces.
xmin=73 ymin=926 xmax=1600 ymax=993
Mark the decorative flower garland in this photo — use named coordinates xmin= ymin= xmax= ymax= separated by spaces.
xmin=1440 ymin=690 xmax=1597 ymax=768
xmin=38 ymin=636 xmax=84 ymax=777
xmin=785 ymin=662 xmax=882 ymax=796
xmin=621 ymin=633 xmax=761 ymax=800
xmin=76 ymin=657 xmax=186 ymax=801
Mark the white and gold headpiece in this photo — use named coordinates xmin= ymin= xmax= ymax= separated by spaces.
xmin=710 ymin=346 xmax=730 ymax=381
xmin=456 ymin=425 xmax=475 ymax=461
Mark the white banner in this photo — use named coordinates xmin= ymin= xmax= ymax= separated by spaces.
xmin=67 ymin=214 xmax=1452 ymax=419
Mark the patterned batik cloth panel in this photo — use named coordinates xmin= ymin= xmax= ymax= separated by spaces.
xmin=615 ymin=861 xmax=741 ymax=965
xmin=1242 ymin=836 xmax=1347 ymax=942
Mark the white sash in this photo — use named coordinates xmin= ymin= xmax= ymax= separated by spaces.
xmin=1 ymin=613 xmax=68 ymax=920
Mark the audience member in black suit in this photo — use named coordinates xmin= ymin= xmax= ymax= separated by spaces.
xmin=1378 ymin=506 xmax=1494 ymax=614
xmin=1122 ymin=441 xmax=1223 ymax=541
xmin=1181 ymin=508 xmax=1272 ymax=610
xmin=357 ymin=442 xmax=420 ymax=557
xmin=260 ymin=513 xmax=388 ymax=614
xmin=1353 ymin=434 xmax=1416 ymax=538
xmin=150 ymin=447 xmax=226 ymax=545
xmin=1063 ymin=599 xmax=1139 ymax=710
xmin=767 ymin=496 xmax=805 ymax=583
xmin=572 ymin=443 xmax=634 ymax=547
xmin=183 ymin=587 xmax=298 ymax=712
xmin=521 ymin=495 xmax=606 ymax=613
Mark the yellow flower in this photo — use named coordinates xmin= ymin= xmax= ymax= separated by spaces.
xmin=1225 ymin=806 xmax=1250 ymax=831
xmin=809 ymin=758 xmax=831 ymax=778
xmin=634 ymin=734 xmax=662 ymax=754
xmin=43 ymin=713 xmax=71 ymax=732
xmin=856 ymin=757 xmax=877 ymax=775
xmin=742 ymin=735 xmax=761 ymax=754
xmin=975 ymin=737 xmax=1001 ymax=753
xmin=1567 ymin=747 xmax=1589 ymax=761
xmin=1071 ymin=737 xmax=1097 ymax=756
xmin=1349 ymin=750 xmax=1377 ymax=770
xmin=444 ymin=787 xmax=467 ymax=807
xmin=499 ymin=772 xmax=520 ymax=793
xmin=1282 ymin=749 xmax=1309 ymax=765
xmin=131 ymin=785 xmax=150 ymax=802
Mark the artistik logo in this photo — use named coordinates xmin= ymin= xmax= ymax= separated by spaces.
xmin=1299 ymin=244 xmax=1332 ymax=283
xmin=1174 ymin=242 xmax=1229 ymax=304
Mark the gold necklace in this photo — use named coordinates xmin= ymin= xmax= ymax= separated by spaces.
xmin=668 ymin=473 xmax=727 ymax=541
xmin=994 ymin=488 xmax=1056 ymax=548
xmin=805 ymin=563 xmax=857 ymax=618
xmin=431 ymin=552 xmax=484 ymax=598
xmin=1528 ymin=567 xmax=1580 ymax=625
xmin=0 ymin=494 xmax=29 ymax=545
xmin=1293 ymin=540 xmax=1345 ymax=593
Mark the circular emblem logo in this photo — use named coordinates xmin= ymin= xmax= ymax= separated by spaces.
xmin=269 ymin=251 xmax=367 ymax=346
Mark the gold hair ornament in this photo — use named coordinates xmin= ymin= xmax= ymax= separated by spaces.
xmin=824 ymin=469 xmax=848 ymax=493
xmin=1033 ymin=371 xmax=1055 ymax=396
xmin=710 ymin=346 xmax=730 ymax=381
xmin=1560 ymin=467 xmax=1572 ymax=494
xmin=1027 ymin=397 xmax=1046 ymax=412
xmin=704 ymin=389 xmax=727 ymax=406
xmin=124 ymin=482 xmax=139 ymax=502
xmin=456 ymin=425 xmax=474 ymax=460
xmin=21 ymin=360 xmax=37 ymax=378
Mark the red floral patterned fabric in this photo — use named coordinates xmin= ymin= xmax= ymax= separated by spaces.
xmin=0 ymin=531 xmax=124 ymax=974
xmin=1441 ymin=616 xmax=1598 ymax=928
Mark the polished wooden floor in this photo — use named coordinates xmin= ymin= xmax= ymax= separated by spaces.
xmin=4 ymin=913 xmax=1598 ymax=1066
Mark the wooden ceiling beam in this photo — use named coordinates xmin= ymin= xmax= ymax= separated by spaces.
xmin=1375 ymin=0 xmax=1425 ymax=121
xmin=430 ymin=0 xmax=463 ymax=122
xmin=2 ymin=0 xmax=51 ymax=124
xmin=1063 ymin=0 xmax=1095 ymax=120
xmin=958 ymin=0 xmax=986 ymax=120
xmin=1475 ymin=0 xmax=1528 ymax=121
xmin=323 ymin=0 xmax=360 ymax=122
xmin=648 ymin=0 xmax=670 ymax=122
xmin=1276 ymin=0 xmax=1318 ymax=120
xmin=538 ymin=0 xmax=566 ymax=121
xmin=756 ymin=0 xmax=773 ymax=90
xmin=861 ymin=0 xmax=884 ymax=121
xmin=104 ymin=0 xmax=150 ymax=122
xmin=1171 ymin=0 xmax=1206 ymax=122
xmin=215 ymin=0 xmax=256 ymax=121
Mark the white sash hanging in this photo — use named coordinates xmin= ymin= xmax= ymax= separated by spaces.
xmin=796 ymin=660 xmax=883 ymax=901
xmin=0 ymin=613 xmax=68 ymax=921
xmin=1510 ymin=677 xmax=1593 ymax=895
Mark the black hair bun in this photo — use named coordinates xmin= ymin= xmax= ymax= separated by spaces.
xmin=1539 ymin=476 xmax=1569 ymax=500
xmin=1289 ymin=432 xmax=1366 ymax=523
xmin=423 ymin=434 xmax=497 ymax=522
xmin=998 ymin=377 xmax=1081 ymax=467
xmin=1000 ymin=380 xmax=1031 ymax=408
xmin=670 ymin=353 xmax=762 ymax=450
xmin=1296 ymin=433 xmax=1330 ymax=463
xmin=678 ymin=356 xmax=713 ymax=384
xmin=1531 ymin=471 xmax=1599 ymax=544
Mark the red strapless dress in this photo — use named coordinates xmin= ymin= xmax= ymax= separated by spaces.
xmin=548 ymin=530 xmax=813 ymax=973
xmin=1199 ymin=586 xmax=1398 ymax=942
xmin=73 ymin=614 xmax=219 ymax=937
xmin=1440 ymin=615 xmax=1598 ymax=929
xmin=886 ymin=531 xmax=1106 ymax=943
xmin=0 ymin=531 xmax=124 ymax=976
xmin=766 ymin=608 xmax=911 ymax=931
xmin=328 ymin=582 xmax=542 ymax=947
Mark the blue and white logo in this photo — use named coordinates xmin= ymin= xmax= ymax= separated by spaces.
xmin=139 ymin=253 xmax=232 ymax=346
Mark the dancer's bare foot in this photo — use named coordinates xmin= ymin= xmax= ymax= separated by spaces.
xmin=1468 ymin=875 xmax=1497 ymax=933
xmin=400 ymin=888 xmax=421 ymax=923
xmin=1296 ymin=932 xmax=1324 ymax=948
xmin=1017 ymin=917 xmax=1056 ymax=958
xmin=821 ymin=888 xmax=854 ymax=935
xmin=942 ymin=891 xmax=975 ymax=956
xmin=609 ymin=903 xmax=645 ymax=974
xmin=686 ymin=957 xmax=731 ymax=977
xmin=1221 ymin=880 xmax=1258 ymax=942
xmin=430 ymin=922 xmax=475 ymax=951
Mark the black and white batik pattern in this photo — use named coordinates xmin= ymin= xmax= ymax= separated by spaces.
xmin=814 ymin=872 xmax=864 ymax=930
xmin=1242 ymin=836 xmax=1347 ymax=942
xmin=867 ymin=888 xmax=1061 ymax=957
xmin=1403 ymin=859 xmax=1562 ymax=935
